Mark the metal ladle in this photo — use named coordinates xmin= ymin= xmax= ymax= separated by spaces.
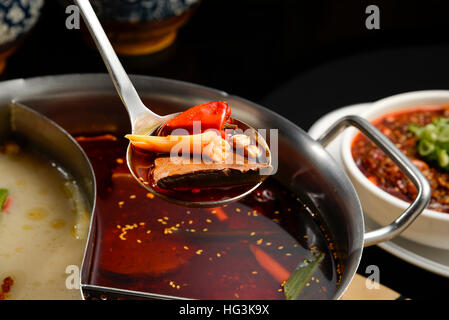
xmin=75 ymin=0 xmax=271 ymax=207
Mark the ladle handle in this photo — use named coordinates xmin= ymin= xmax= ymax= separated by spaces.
xmin=316 ymin=115 xmax=431 ymax=247
xmin=74 ymin=0 xmax=161 ymax=132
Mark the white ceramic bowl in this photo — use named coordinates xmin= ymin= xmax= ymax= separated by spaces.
xmin=341 ymin=90 xmax=449 ymax=250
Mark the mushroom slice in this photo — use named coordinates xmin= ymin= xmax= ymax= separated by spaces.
xmin=153 ymin=156 xmax=272 ymax=190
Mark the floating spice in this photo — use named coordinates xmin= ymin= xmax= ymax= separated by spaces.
xmin=283 ymin=249 xmax=324 ymax=300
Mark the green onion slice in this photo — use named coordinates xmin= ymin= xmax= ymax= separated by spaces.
xmin=423 ymin=124 xmax=438 ymax=142
xmin=439 ymin=149 xmax=449 ymax=168
xmin=0 ymin=188 xmax=8 ymax=211
xmin=439 ymin=126 xmax=449 ymax=143
xmin=418 ymin=140 xmax=435 ymax=156
xmin=409 ymin=123 xmax=424 ymax=138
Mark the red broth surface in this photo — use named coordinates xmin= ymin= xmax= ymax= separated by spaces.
xmin=78 ymin=133 xmax=340 ymax=300
xmin=352 ymin=106 xmax=449 ymax=213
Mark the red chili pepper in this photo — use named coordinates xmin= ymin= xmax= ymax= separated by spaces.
xmin=158 ymin=101 xmax=231 ymax=136
xmin=2 ymin=197 xmax=12 ymax=213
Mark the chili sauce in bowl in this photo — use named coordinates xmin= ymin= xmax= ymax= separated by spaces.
xmin=341 ymin=90 xmax=449 ymax=250
xmin=352 ymin=106 xmax=449 ymax=213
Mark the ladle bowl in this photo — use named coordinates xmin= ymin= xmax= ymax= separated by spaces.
xmin=126 ymin=117 xmax=272 ymax=207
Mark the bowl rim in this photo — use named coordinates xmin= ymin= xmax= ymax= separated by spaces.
xmin=341 ymin=90 xmax=449 ymax=222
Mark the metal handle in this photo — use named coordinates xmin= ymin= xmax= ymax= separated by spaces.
xmin=317 ymin=115 xmax=431 ymax=247
xmin=74 ymin=0 xmax=163 ymax=133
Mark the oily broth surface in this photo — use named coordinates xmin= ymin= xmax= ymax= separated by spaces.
xmin=0 ymin=144 xmax=88 ymax=299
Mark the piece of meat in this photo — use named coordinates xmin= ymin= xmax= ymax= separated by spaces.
xmin=153 ymin=156 xmax=272 ymax=190
xmin=0 ymin=277 xmax=13 ymax=300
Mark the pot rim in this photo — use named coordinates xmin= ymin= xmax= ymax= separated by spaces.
xmin=0 ymin=73 xmax=365 ymax=300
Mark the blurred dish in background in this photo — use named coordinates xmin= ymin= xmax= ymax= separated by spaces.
xmin=0 ymin=0 xmax=45 ymax=73
xmin=84 ymin=0 xmax=200 ymax=56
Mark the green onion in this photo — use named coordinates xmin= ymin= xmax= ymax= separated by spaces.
xmin=283 ymin=249 xmax=324 ymax=300
xmin=439 ymin=126 xmax=449 ymax=143
xmin=418 ymin=140 xmax=435 ymax=156
xmin=439 ymin=149 xmax=449 ymax=168
xmin=409 ymin=117 xmax=449 ymax=171
xmin=423 ymin=124 xmax=438 ymax=141
xmin=408 ymin=123 xmax=424 ymax=137
xmin=0 ymin=188 xmax=8 ymax=211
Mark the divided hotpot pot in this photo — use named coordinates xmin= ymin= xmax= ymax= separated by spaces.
xmin=0 ymin=74 xmax=431 ymax=299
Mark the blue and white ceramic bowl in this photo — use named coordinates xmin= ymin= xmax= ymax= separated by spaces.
xmin=91 ymin=0 xmax=199 ymax=23
xmin=0 ymin=0 xmax=45 ymax=46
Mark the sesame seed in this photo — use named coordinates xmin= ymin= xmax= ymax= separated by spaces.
xmin=129 ymin=194 xmax=136 ymax=199
xmin=146 ymin=193 xmax=154 ymax=199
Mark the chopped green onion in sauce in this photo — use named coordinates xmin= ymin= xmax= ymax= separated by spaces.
xmin=409 ymin=117 xmax=449 ymax=170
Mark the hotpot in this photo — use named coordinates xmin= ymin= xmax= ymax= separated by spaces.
xmin=0 ymin=74 xmax=431 ymax=300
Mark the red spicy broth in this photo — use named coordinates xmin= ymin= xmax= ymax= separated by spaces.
xmin=352 ymin=105 xmax=449 ymax=213
xmin=78 ymin=133 xmax=341 ymax=300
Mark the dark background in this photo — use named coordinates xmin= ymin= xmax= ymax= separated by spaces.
xmin=5 ymin=0 xmax=449 ymax=299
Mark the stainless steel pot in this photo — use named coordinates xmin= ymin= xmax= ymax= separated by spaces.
xmin=0 ymin=74 xmax=431 ymax=299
